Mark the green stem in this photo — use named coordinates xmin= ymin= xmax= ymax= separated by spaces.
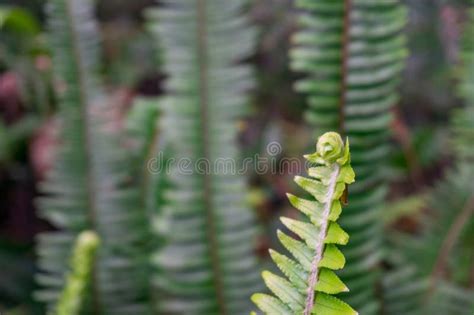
xmin=339 ymin=0 xmax=352 ymax=135
xmin=63 ymin=0 xmax=100 ymax=312
xmin=303 ymin=164 xmax=341 ymax=315
xmin=196 ymin=0 xmax=226 ymax=313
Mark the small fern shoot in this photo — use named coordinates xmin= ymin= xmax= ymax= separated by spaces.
xmin=52 ymin=231 xmax=99 ymax=315
xmin=252 ymin=132 xmax=357 ymax=315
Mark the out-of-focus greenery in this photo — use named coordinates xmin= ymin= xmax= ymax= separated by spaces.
xmin=33 ymin=0 xmax=153 ymax=314
xmin=0 ymin=0 xmax=473 ymax=314
xmin=146 ymin=1 xmax=261 ymax=313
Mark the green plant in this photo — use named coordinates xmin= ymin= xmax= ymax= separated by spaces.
xmin=34 ymin=0 xmax=152 ymax=313
xmin=452 ymin=0 xmax=474 ymax=162
xmin=146 ymin=0 xmax=261 ymax=313
xmin=290 ymin=1 xmax=407 ymax=312
xmin=383 ymin=165 xmax=474 ymax=315
xmin=383 ymin=3 xmax=474 ymax=313
xmin=252 ymin=132 xmax=357 ymax=315
xmin=124 ymin=96 xmax=164 ymax=218
xmin=52 ymin=231 xmax=99 ymax=315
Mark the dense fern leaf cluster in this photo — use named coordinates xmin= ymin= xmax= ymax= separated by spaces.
xmin=252 ymin=132 xmax=357 ymax=315
xmin=147 ymin=0 xmax=260 ymax=313
xmin=52 ymin=231 xmax=99 ymax=315
xmin=35 ymin=0 xmax=152 ymax=314
xmin=291 ymin=0 xmax=407 ymax=312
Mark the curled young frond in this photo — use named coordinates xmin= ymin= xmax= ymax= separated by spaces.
xmin=252 ymin=132 xmax=357 ymax=315
xmin=52 ymin=231 xmax=99 ymax=315
xmin=291 ymin=1 xmax=408 ymax=311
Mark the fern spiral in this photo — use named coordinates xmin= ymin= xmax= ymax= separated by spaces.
xmin=35 ymin=0 xmax=152 ymax=313
xmin=252 ymin=132 xmax=357 ymax=315
xmin=147 ymin=0 xmax=260 ymax=313
xmin=291 ymin=0 xmax=407 ymax=312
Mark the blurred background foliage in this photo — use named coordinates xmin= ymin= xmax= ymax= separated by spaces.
xmin=0 ymin=0 xmax=473 ymax=314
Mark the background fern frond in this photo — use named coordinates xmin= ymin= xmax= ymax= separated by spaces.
xmin=35 ymin=0 xmax=152 ymax=314
xmin=125 ymin=97 xmax=160 ymax=176
xmin=383 ymin=5 xmax=474 ymax=313
xmin=291 ymin=1 xmax=408 ymax=312
xmin=383 ymin=164 xmax=474 ymax=315
xmin=147 ymin=0 xmax=260 ymax=313
xmin=253 ymin=132 xmax=357 ymax=315
xmin=452 ymin=3 xmax=474 ymax=162
xmin=124 ymin=96 xmax=165 ymax=219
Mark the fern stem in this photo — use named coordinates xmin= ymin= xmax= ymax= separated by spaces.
xmin=339 ymin=0 xmax=352 ymax=135
xmin=304 ymin=164 xmax=341 ymax=315
xmin=196 ymin=0 xmax=226 ymax=313
xmin=141 ymin=122 xmax=161 ymax=217
xmin=430 ymin=194 xmax=474 ymax=282
xmin=64 ymin=0 xmax=101 ymax=313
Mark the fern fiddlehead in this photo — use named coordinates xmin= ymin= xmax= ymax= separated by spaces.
xmin=52 ymin=231 xmax=99 ymax=315
xmin=252 ymin=132 xmax=357 ymax=315
xmin=291 ymin=1 xmax=407 ymax=312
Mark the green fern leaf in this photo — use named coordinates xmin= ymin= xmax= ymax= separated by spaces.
xmin=147 ymin=0 xmax=260 ymax=313
xmin=34 ymin=0 xmax=152 ymax=313
xmin=291 ymin=1 xmax=407 ymax=312
xmin=252 ymin=132 xmax=357 ymax=315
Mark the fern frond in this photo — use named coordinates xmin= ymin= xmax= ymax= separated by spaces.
xmin=252 ymin=132 xmax=357 ymax=315
xmin=383 ymin=164 xmax=474 ymax=315
xmin=125 ymin=97 xmax=160 ymax=172
xmin=35 ymin=0 xmax=152 ymax=313
xmin=383 ymin=265 xmax=474 ymax=315
xmin=52 ymin=231 xmax=99 ymax=315
xmin=125 ymin=96 xmax=165 ymax=218
xmin=383 ymin=7 xmax=474 ymax=313
xmin=291 ymin=1 xmax=407 ymax=312
xmin=147 ymin=0 xmax=260 ymax=313
xmin=453 ymin=3 xmax=474 ymax=161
